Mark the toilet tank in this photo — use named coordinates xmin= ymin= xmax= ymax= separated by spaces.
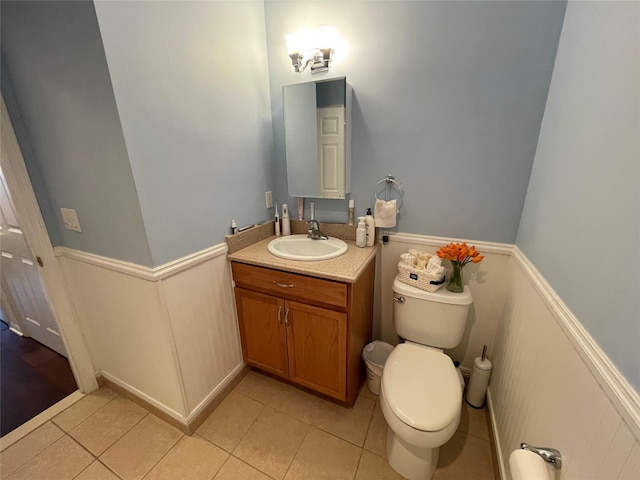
xmin=392 ymin=277 xmax=472 ymax=349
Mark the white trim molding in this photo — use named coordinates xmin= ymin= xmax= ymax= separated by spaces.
xmin=56 ymin=240 xmax=243 ymax=431
xmin=54 ymin=243 xmax=228 ymax=281
xmin=383 ymin=232 xmax=514 ymax=256
xmin=489 ymin=248 xmax=640 ymax=479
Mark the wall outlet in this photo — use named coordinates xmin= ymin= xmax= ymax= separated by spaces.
xmin=60 ymin=208 xmax=82 ymax=232
xmin=265 ymin=191 xmax=273 ymax=209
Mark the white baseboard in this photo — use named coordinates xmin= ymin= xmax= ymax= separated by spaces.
xmin=185 ymin=362 xmax=245 ymax=424
xmin=99 ymin=370 xmax=186 ymax=424
xmin=100 ymin=364 xmax=247 ymax=434
xmin=486 ymin=389 xmax=506 ymax=480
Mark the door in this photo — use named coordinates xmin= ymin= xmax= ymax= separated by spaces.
xmin=0 ymin=168 xmax=67 ymax=356
xmin=317 ymin=106 xmax=345 ymax=198
xmin=234 ymin=287 xmax=289 ymax=378
xmin=286 ymin=300 xmax=347 ymax=400
xmin=1 ymin=93 xmax=96 ymax=392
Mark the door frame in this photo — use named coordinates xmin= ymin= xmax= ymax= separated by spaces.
xmin=1 ymin=94 xmax=97 ymax=392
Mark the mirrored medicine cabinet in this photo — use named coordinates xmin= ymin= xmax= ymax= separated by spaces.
xmin=283 ymin=77 xmax=352 ymax=199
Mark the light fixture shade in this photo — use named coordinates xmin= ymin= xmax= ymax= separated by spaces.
xmin=285 ymin=25 xmax=344 ymax=73
xmin=314 ymin=25 xmax=338 ymax=49
xmin=285 ymin=29 xmax=312 ymax=55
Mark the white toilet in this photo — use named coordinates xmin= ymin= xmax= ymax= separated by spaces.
xmin=380 ymin=276 xmax=473 ymax=480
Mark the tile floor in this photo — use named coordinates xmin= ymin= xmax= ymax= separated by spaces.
xmin=0 ymin=371 xmax=496 ymax=480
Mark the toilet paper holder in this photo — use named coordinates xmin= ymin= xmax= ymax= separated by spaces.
xmin=520 ymin=443 xmax=562 ymax=469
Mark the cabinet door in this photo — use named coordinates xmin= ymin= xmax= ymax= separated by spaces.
xmin=285 ymin=300 xmax=347 ymax=400
xmin=235 ymin=288 xmax=289 ymax=378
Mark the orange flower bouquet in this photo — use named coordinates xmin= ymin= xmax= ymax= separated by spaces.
xmin=436 ymin=242 xmax=484 ymax=293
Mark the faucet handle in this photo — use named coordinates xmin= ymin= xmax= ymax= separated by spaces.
xmin=306 ymin=220 xmax=327 ymax=240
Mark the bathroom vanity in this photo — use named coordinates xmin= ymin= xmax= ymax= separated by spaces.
xmin=228 ymin=236 xmax=376 ymax=405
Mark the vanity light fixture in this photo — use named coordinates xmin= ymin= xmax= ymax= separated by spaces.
xmin=286 ymin=25 xmax=338 ymax=73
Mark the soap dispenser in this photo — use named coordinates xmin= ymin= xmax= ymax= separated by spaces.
xmin=356 ymin=217 xmax=367 ymax=248
xmin=365 ymin=208 xmax=375 ymax=246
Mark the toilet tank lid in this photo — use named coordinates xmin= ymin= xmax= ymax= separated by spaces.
xmin=393 ymin=277 xmax=472 ymax=305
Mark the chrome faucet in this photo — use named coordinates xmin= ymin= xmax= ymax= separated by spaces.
xmin=307 ymin=220 xmax=328 ymax=240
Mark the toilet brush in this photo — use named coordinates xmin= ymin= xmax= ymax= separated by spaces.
xmin=466 ymin=345 xmax=493 ymax=408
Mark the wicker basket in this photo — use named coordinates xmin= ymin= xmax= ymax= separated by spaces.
xmin=397 ymin=264 xmax=445 ymax=293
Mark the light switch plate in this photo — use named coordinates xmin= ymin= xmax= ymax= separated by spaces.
xmin=60 ymin=208 xmax=82 ymax=232
xmin=265 ymin=191 xmax=273 ymax=209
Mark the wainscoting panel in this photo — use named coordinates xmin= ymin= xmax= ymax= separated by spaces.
xmin=55 ymin=236 xmax=640 ymax=475
xmin=379 ymin=233 xmax=512 ymax=371
xmin=56 ymin=243 xmax=246 ymax=426
xmin=58 ymin=255 xmax=186 ymax=417
xmin=160 ymin=248 xmax=243 ymax=414
xmin=489 ymin=250 xmax=639 ymax=479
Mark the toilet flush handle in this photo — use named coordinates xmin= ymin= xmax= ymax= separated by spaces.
xmin=393 ymin=295 xmax=405 ymax=303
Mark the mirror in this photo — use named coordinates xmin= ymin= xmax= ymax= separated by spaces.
xmin=283 ymin=77 xmax=351 ymax=199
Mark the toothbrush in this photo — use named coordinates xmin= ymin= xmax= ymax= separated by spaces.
xmin=274 ymin=202 xmax=281 ymax=236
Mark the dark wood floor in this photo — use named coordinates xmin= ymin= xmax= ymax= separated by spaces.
xmin=1 ymin=320 xmax=77 ymax=436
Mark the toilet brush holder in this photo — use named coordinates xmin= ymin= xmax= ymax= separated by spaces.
xmin=466 ymin=345 xmax=492 ymax=408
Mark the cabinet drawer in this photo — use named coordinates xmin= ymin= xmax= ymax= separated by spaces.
xmin=231 ymin=262 xmax=347 ymax=309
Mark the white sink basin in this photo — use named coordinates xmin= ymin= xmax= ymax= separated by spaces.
xmin=268 ymin=234 xmax=348 ymax=261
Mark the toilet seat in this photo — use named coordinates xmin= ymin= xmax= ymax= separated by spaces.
xmin=382 ymin=343 xmax=462 ymax=432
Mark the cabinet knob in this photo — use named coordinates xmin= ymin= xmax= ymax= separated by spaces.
xmin=284 ymin=308 xmax=290 ymax=326
xmin=277 ymin=305 xmax=283 ymax=324
xmin=274 ymin=281 xmax=294 ymax=289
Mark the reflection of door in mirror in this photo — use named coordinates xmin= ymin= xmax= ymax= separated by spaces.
xmin=317 ymin=106 xmax=344 ymax=197
xmin=283 ymin=77 xmax=351 ymax=199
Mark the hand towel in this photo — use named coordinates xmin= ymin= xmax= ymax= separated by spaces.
xmin=374 ymin=199 xmax=397 ymax=228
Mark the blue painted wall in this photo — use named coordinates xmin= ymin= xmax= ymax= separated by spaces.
xmin=2 ymin=0 xmax=275 ymax=267
xmin=94 ymin=1 xmax=275 ymax=266
xmin=264 ymin=1 xmax=567 ymax=242
xmin=3 ymin=0 xmax=565 ymax=264
xmin=1 ymin=0 xmax=153 ymax=266
xmin=516 ymin=2 xmax=640 ymax=390
xmin=1 ymin=68 xmax=61 ymax=247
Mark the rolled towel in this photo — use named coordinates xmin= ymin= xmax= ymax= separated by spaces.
xmin=426 ymin=256 xmax=445 ymax=276
xmin=374 ymin=199 xmax=397 ymax=228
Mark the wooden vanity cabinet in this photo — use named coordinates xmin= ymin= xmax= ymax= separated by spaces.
xmin=231 ymin=260 xmax=374 ymax=405
xmin=233 ymin=288 xmax=290 ymax=378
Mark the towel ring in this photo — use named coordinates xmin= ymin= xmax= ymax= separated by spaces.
xmin=375 ymin=175 xmax=402 ymax=202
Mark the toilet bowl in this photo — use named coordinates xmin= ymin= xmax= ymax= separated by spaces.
xmin=380 ymin=277 xmax=472 ymax=480
xmin=380 ymin=343 xmax=463 ymax=480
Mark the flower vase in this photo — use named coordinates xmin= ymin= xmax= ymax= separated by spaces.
xmin=447 ymin=263 xmax=464 ymax=293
